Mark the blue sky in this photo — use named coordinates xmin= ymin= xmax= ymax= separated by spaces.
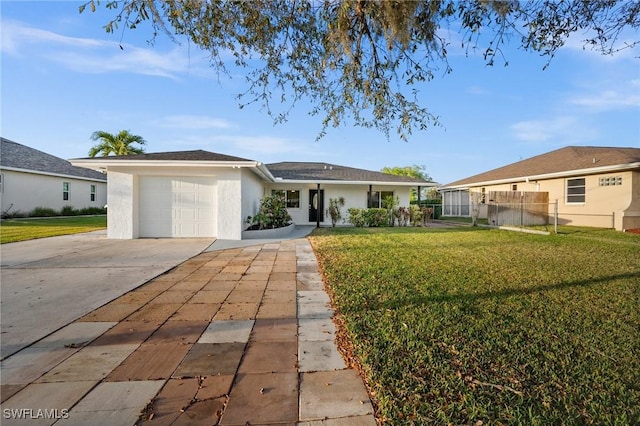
xmin=2 ymin=1 xmax=638 ymax=184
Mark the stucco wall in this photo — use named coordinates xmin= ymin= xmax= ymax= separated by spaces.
xmin=0 ymin=169 xmax=106 ymax=214
xmin=241 ymin=170 xmax=266 ymax=229
xmin=268 ymin=183 xmax=412 ymax=226
xmin=107 ymin=170 xmax=136 ymax=239
xmin=215 ymin=169 xmax=243 ymax=239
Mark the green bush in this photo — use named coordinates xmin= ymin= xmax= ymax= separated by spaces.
xmin=30 ymin=207 xmax=58 ymax=217
xmin=61 ymin=205 xmax=77 ymax=216
xmin=77 ymin=207 xmax=107 ymax=215
xmin=365 ymin=208 xmax=387 ymax=227
xmin=348 ymin=208 xmax=366 ymax=227
xmin=247 ymin=193 xmax=292 ymax=230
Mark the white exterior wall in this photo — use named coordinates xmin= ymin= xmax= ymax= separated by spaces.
xmin=0 ymin=169 xmax=106 ymax=214
xmin=268 ymin=183 xmax=412 ymax=226
xmin=215 ymin=169 xmax=243 ymax=240
xmin=107 ymin=170 xmax=137 ymax=238
xmin=241 ymin=170 xmax=266 ymax=229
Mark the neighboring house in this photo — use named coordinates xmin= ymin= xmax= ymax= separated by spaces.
xmin=0 ymin=138 xmax=107 ymax=215
xmin=70 ymin=150 xmax=436 ymax=239
xmin=439 ymin=146 xmax=640 ymax=231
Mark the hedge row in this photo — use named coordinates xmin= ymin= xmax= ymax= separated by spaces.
xmin=1 ymin=205 xmax=107 ymax=219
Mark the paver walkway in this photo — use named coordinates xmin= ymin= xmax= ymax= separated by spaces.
xmin=0 ymin=238 xmax=377 ymax=425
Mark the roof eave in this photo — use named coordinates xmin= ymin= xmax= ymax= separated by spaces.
xmin=272 ymin=178 xmax=438 ymax=186
xmin=440 ymin=162 xmax=640 ymax=190
xmin=69 ymin=159 xmax=263 ymax=170
xmin=0 ymin=165 xmax=107 ymax=182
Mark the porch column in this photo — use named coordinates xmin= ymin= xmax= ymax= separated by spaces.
xmin=316 ymin=183 xmax=321 ymax=228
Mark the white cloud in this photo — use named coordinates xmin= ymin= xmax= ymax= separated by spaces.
xmin=510 ymin=116 xmax=599 ymax=144
xmin=1 ymin=19 xmax=210 ymax=79
xmin=568 ymin=84 xmax=640 ymax=112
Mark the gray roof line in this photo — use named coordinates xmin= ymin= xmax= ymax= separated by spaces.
xmin=1 ymin=138 xmax=107 ymax=181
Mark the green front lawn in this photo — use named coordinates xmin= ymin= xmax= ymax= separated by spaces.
xmin=0 ymin=216 xmax=107 ymax=244
xmin=309 ymin=226 xmax=640 ymax=425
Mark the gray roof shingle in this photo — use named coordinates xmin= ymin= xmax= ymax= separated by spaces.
xmin=72 ymin=149 xmax=253 ymax=162
xmin=266 ymin=162 xmax=434 ymax=184
xmin=443 ymin=146 xmax=640 ymax=187
xmin=1 ymin=138 xmax=107 ymax=181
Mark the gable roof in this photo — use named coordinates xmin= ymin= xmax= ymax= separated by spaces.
xmin=266 ymin=162 xmax=436 ymax=185
xmin=72 ymin=149 xmax=253 ymax=162
xmin=1 ymin=138 xmax=107 ymax=181
xmin=442 ymin=146 xmax=640 ymax=188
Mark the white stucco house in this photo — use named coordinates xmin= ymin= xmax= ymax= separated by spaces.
xmin=70 ymin=149 xmax=436 ymax=240
xmin=1 ymin=138 xmax=107 ymax=216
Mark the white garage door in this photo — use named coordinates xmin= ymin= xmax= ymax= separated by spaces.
xmin=139 ymin=176 xmax=215 ymax=237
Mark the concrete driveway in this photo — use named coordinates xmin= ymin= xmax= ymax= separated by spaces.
xmin=0 ymin=231 xmax=213 ymax=359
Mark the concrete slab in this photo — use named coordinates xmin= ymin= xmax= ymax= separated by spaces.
xmin=299 ymin=416 xmax=377 ymax=426
xmin=32 ymin=321 xmax=117 ymax=349
xmin=220 ymin=372 xmax=298 ymax=425
xmin=298 ymin=340 xmax=346 ymax=372
xmin=0 ymin=384 xmax=25 ymax=403
xmin=105 ymin=343 xmax=191 ymax=381
xmin=0 ymin=381 xmax=97 ymax=426
xmin=198 ymin=320 xmax=254 ymax=344
xmin=171 ymin=397 xmax=226 ymax=425
xmin=189 ymin=290 xmax=231 ymax=304
xmin=256 ymin=302 xmax=298 ymax=320
xmin=1 ymin=346 xmax=78 ymax=385
xmin=89 ymin=321 xmax=161 ymax=346
xmin=170 ymin=303 xmax=220 ymax=321
xmin=297 ymin=272 xmax=325 ymax=291
xmin=298 ymin=318 xmax=337 ymax=342
xmin=125 ymin=303 xmax=184 ymax=322
xmin=250 ymin=318 xmax=298 ymax=343
xmin=238 ymin=341 xmax=297 ymax=374
xmin=37 ymin=344 xmax=138 ymax=383
xmin=213 ymin=302 xmax=259 ymax=321
xmin=1 ymin=233 xmax=212 ymax=358
xmin=146 ymin=321 xmax=208 ymax=345
xmin=299 ymin=370 xmax=373 ymax=421
xmin=54 ymin=380 xmax=165 ymax=426
xmin=136 ymin=378 xmax=200 ymax=426
xmin=197 ymin=375 xmax=234 ymax=399
xmin=298 ymin=291 xmax=331 ymax=304
xmin=173 ymin=343 xmax=246 ymax=377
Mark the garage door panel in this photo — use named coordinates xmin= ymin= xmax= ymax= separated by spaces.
xmin=139 ymin=176 xmax=215 ymax=238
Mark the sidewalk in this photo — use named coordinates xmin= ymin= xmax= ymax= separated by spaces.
xmin=0 ymin=237 xmax=377 ymax=425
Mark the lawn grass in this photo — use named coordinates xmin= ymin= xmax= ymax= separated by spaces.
xmin=309 ymin=226 xmax=640 ymax=425
xmin=0 ymin=216 xmax=107 ymax=244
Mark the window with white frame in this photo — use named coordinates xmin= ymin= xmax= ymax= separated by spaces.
xmin=566 ymin=178 xmax=586 ymax=203
xmin=272 ymin=189 xmax=300 ymax=208
xmin=368 ymin=190 xmax=394 ymax=208
xmin=90 ymin=185 xmax=96 ymax=202
xmin=63 ymin=182 xmax=69 ymax=201
xmin=599 ymin=176 xmax=622 ymax=186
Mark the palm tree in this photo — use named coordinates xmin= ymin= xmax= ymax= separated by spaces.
xmin=88 ymin=130 xmax=146 ymax=157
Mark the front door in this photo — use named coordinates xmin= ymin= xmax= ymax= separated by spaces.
xmin=309 ymin=189 xmax=324 ymax=223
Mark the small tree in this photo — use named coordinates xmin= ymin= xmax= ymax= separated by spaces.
xmin=326 ymin=197 xmax=345 ymax=227
xmin=382 ymin=195 xmax=399 ymax=226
